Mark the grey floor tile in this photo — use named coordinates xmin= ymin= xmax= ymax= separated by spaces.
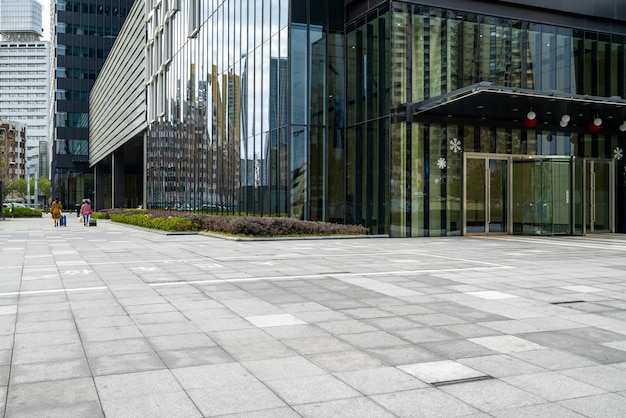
xmin=458 ymin=354 xmax=547 ymax=377
xmin=371 ymin=387 xmax=479 ymax=417
xmin=10 ymin=358 xmax=91 ymax=384
xmin=5 ymin=377 xmax=99 ymax=413
xmin=510 ymin=348 xmax=599 ymax=370
xmin=242 ymin=356 xmax=326 ymax=381
xmin=187 ymin=382 xmax=287 ymax=416
xmin=492 ymin=403 xmax=585 ymax=417
xmin=159 ymin=347 xmax=234 ymax=368
xmin=100 ymin=391 xmax=201 ymax=418
xmin=94 ymin=369 xmax=182 ymax=399
xmin=12 ymin=343 xmax=85 ymax=365
xmin=295 ymin=396 xmax=396 ymax=418
xmin=264 ymin=374 xmax=361 ymax=405
xmin=281 ymin=336 xmax=354 ymax=355
xmin=148 ymin=333 xmax=216 ymax=351
xmin=79 ymin=325 xmax=144 ymax=342
xmin=5 ymin=401 xmax=104 ymax=418
xmin=88 ymin=351 xmax=165 ymax=376
xmin=503 ymin=371 xmax=607 ymax=401
xmin=334 ymin=366 xmax=429 ymax=395
xmin=558 ymin=393 xmax=626 ymax=417
xmin=172 ymin=363 xmax=259 ymax=390
xmin=83 ymin=337 xmax=153 ymax=357
xmin=13 ymin=330 xmax=81 ymax=348
xmin=561 ymin=365 xmax=626 ymax=391
xmin=439 ymin=379 xmax=545 ymax=412
xmin=308 ymin=349 xmax=384 ymax=373
xmin=338 ymin=330 xmax=410 ymax=350
xmin=222 ymin=340 xmax=296 ymax=361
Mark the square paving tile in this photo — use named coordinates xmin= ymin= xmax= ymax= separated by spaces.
xmin=334 ymin=366 xmax=429 ymax=395
xmin=10 ymin=358 xmax=91 ymax=384
xmin=89 ymin=352 xmax=165 ymax=376
xmin=187 ymin=382 xmax=287 ymax=416
xmin=490 ymin=402 xmax=587 ymax=417
xmin=561 ymin=365 xmax=626 ymax=391
xmin=308 ymin=350 xmax=383 ymax=373
xmin=264 ymin=374 xmax=360 ymax=405
xmin=159 ymin=347 xmax=234 ymax=368
xmin=467 ymin=291 xmax=518 ymax=300
xmin=439 ymin=378 xmax=545 ymax=412
xmin=561 ymin=285 xmax=603 ymax=293
xmin=172 ymin=363 xmax=259 ymax=390
xmin=511 ymin=348 xmax=599 ymax=370
xmin=458 ymin=354 xmax=546 ymax=378
xmin=6 ymin=377 xmax=99 ymax=412
xmin=503 ymin=371 xmax=606 ymax=401
xmin=371 ymin=388 xmax=479 ymax=417
xmin=469 ymin=335 xmax=546 ymax=353
xmin=242 ymin=356 xmax=326 ymax=381
xmin=558 ymin=393 xmax=626 ymax=417
xmin=246 ymin=314 xmax=306 ymax=328
xmin=398 ymin=360 xmax=487 ymax=384
xmin=100 ymin=391 xmax=201 ymax=418
xmin=294 ymin=396 xmax=397 ymax=418
xmin=222 ymin=340 xmax=296 ymax=361
xmin=95 ymin=370 xmax=183 ymax=400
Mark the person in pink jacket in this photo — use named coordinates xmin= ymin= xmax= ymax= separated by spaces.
xmin=80 ymin=200 xmax=93 ymax=226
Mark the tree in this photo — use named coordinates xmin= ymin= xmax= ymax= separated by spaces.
xmin=38 ymin=177 xmax=50 ymax=205
xmin=7 ymin=178 xmax=27 ymax=199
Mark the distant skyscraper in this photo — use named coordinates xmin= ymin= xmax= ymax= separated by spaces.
xmin=0 ymin=0 xmax=50 ymax=179
xmin=51 ymin=0 xmax=135 ymax=207
xmin=0 ymin=0 xmax=43 ymax=39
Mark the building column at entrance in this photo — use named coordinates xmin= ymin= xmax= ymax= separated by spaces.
xmin=112 ymin=150 xmax=125 ymax=209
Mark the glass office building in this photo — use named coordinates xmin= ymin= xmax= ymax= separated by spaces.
xmin=51 ymin=0 xmax=135 ymax=208
xmin=99 ymin=0 xmax=626 ymax=237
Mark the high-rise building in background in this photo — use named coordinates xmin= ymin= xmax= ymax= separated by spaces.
xmin=0 ymin=0 xmax=50 ymax=182
xmin=51 ymin=0 xmax=135 ymax=208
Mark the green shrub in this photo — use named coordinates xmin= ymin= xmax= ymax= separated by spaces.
xmin=2 ymin=207 xmax=43 ymax=218
xmin=100 ymin=208 xmax=369 ymax=236
xmin=109 ymin=211 xmax=200 ymax=232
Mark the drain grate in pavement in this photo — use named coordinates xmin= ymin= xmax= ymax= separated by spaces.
xmin=431 ymin=375 xmax=494 ymax=387
xmin=550 ymin=300 xmax=585 ymax=305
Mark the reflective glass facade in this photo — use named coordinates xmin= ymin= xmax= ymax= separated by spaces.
xmin=346 ymin=2 xmax=626 ymax=236
xmin=133 ymin=1 xmax=626 ymax=237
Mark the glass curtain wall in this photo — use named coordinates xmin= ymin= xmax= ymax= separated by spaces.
xmin=146 ymin=0 xmax=290 ymax=214
xmin=345 ymin=5 xmax=390 ymax=234
xmin=146 ymin=0 xmax=349 ymax=227
xmin=381 ymin=2 xmax=626 ymax=237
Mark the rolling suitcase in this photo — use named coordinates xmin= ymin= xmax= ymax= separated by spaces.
xmin=89 ymin=218 xmax=97 ymax=227
xmin=60 ymin=214 xmax=66 ymax=226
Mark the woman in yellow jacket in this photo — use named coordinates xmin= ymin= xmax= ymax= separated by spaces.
xmin=50 ymin=197 xmax=63 ymax=227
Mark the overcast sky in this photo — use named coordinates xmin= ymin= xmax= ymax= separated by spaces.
xmin=40 ymin=0 xmax=51 ymax=40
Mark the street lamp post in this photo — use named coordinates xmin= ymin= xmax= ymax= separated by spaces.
xmin=26 ymin=163 xmax=39 ymax=209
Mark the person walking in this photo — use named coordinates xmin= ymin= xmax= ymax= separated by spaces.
xmin=51 ymin=197 xmax=63 ymax=227
xmin=80 ymin=200 xmax=93 ymax=226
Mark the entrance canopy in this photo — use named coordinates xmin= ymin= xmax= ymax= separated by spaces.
xmin=408 ymin=82 xmax=626 ymax=135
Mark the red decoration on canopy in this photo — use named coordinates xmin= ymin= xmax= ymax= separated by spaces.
xmin=524 ymin=118 xmax=537 ymax=128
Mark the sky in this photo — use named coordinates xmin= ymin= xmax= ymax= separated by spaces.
xmin=39 ymin=0 xmax=51 ymax=40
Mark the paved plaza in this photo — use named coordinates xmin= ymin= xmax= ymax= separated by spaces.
xmin=1 ymin=215 xmax=626 ymax=416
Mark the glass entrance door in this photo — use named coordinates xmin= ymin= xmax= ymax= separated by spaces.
xmin=585 ymin=160 xmax=613 ymax=233
xmin=465 ymin=157 xmax=508 ymax=234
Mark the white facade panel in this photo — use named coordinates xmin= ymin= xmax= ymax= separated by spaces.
xmin=89 ymin=0 xmax=147 ymax=165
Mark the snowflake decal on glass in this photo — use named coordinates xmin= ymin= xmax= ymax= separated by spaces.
xmin=450 ymin=138 xmax=462 ymax=153
xmin=437 ymin=158 xmax=447 ymax=170
xmin=614 ymin=147 xmax=623 ymax=160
